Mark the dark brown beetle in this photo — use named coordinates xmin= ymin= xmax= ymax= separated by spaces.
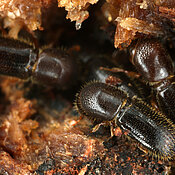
xmin=0 ymin=37 xmax=78 ymax=88
xmin=130 ymin=39 xmax=175 ymax=121
xmin=75 ymin=82 xmax=175 ymax=160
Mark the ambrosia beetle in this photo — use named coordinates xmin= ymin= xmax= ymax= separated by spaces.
xmin=75 ymin=81 xmax=175 ymax=160
xmin=0 ymin=36 xmax=78 ymax=88
xmin=131 ymin=39 xmax=175 ymax=121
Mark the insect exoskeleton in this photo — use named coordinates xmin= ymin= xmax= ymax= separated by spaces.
xmin=0 ymin=36 xmax=78 ymax=88
xmin=75 ymin=81 xmax=175 ymax=160
xmin=130 ymin=38 xmax=175 ymax=120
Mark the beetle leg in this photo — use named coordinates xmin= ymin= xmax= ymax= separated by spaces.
xmin=100 ymin=67 xmax=141 ymax=79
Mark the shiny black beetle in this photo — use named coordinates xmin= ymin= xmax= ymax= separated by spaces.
xmin=75 ymin=82 xmax=175 ymax=160
xmin=130 ymin=39 xmax=175 ymax=120
xmin=0 ymin=36 xmax=78 ymax=88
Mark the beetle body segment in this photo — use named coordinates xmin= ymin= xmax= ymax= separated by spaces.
xmin=76 ymin=82 xmax=175 ymax=160
xmin=0 ymin=37 xmax=36 ymax=79
xmin=0 ymin=37 xmax=78 ymax=88
xmin=131 ymin=39 xmax=174 ymax=82
xmin=131 ymin=39 xmax=175 ymax=119
xmin=154 ymin=79 xmax=175 ymax=119
xmin=32 ymin=48 xmax=78 ymax=87
xmin=76 ymin=82 xmax=129 ymax=121
xmin=119 ymin=96 xmax=175 ymax=159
